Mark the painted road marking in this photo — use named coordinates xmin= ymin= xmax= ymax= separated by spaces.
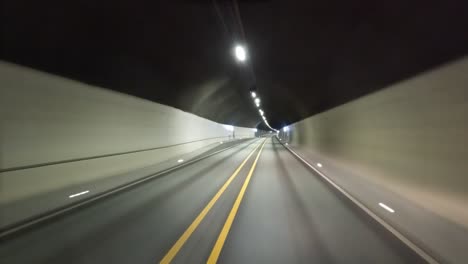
xmin=379 ymin=203 xmax=395 ymax=213
xmin=207 ymin=140 xmax=267 ymax=263
xmin=279 ymin=136 xmax=439 ymax=264
xmin=68 ymin=190 xmax=89 ymax=198
xmin=159 ymin=140 xmax=264 ymax=264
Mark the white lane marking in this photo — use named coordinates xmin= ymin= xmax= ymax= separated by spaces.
xmin=69 ymin=190 xmax=89 ymax=198
xmin=177 ymin=159 xmax=184 ymax=163
xmin=1 ymin=139 xmax=261 ymax=239
xmin=379 ymin=203 xmax=395 ymax=213
xmin=317 ymin=163 xmax=323 ymax=167
xmin=277 ymin=137 xmax=439 ymax=264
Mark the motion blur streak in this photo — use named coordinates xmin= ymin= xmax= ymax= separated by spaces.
xmin=2 ymin=1 xmax=468 ymax=263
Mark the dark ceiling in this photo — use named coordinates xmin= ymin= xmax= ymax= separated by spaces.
xmin=3 ymin=0 xmax=468 ymax=129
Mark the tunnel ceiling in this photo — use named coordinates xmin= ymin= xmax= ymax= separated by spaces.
xmin=3 ymin=0 xmax=468 ymax=129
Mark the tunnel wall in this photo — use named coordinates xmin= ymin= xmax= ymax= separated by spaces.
xmin=0 ymin=61 xmax=254 ymax=227
xmin=280 ymin=57 xmax=468 ymax=229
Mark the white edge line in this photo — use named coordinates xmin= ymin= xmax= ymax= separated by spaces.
xmin=0 ymin=138 xmax=261 ymax=238
xmin=276 ymin=137 xmax=439 ymax=264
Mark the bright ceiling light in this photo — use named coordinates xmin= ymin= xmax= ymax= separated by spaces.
xmin=283 ymin=126 xmax=289 ymax=132
xmin=254 ymin=98 xmax=260 ymax=104
xmin=234 ymin=45 xmax=246 ymax=62
xmin=259 ymin=109 xmax=264 ymax=115
xmin=251 ymin=91 xmax=256 ymax=98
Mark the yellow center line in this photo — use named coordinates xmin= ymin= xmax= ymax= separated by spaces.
xmin=207 ymin=139 xmax=267 ymax=263
xmin=159 ymin=140 xmax=264 ymax=264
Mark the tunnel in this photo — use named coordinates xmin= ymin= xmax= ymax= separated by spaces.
xmin=2 ymin=1 xmax=468 ymax=263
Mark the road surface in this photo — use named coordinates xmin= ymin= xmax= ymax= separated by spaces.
xmin=0 ymin=137 xmax=425 ymax=263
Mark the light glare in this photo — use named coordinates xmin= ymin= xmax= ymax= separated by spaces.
xmin=235 ymin=45 xmax=246 ymax=61
xmin=251 ymin=91 xmax=256 ymax=98
xmin=223 ymin=125 xmax=234 ymax=131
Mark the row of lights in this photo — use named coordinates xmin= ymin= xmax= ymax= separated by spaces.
xmin=250 ymin=90 xmax=278 ymax=132
xmin=234 ymin=44 xmax=278 ymax=132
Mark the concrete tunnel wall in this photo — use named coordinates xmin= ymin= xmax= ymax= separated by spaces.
xmin=0 ymin=61 xmax=255 ymax=228
xmin=279 ymin=56 xmax=468 ymax=230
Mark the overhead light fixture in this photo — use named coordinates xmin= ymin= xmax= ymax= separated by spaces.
xmin=283 ymin=126 xmax=289 ymax=132
xmin=234 ymin=45 xmax=246 ymax=62
xmin=259 ymin=109 xmax=264 ymax=115
xmin=251 ymin=91 xmax=256 ymax=98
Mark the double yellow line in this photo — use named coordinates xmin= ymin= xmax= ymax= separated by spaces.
xmin=160 ymin=139 xmax=267 ymax=264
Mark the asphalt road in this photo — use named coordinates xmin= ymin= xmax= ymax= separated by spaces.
xmin=0 ymin=137 xmax=425 ymax=263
